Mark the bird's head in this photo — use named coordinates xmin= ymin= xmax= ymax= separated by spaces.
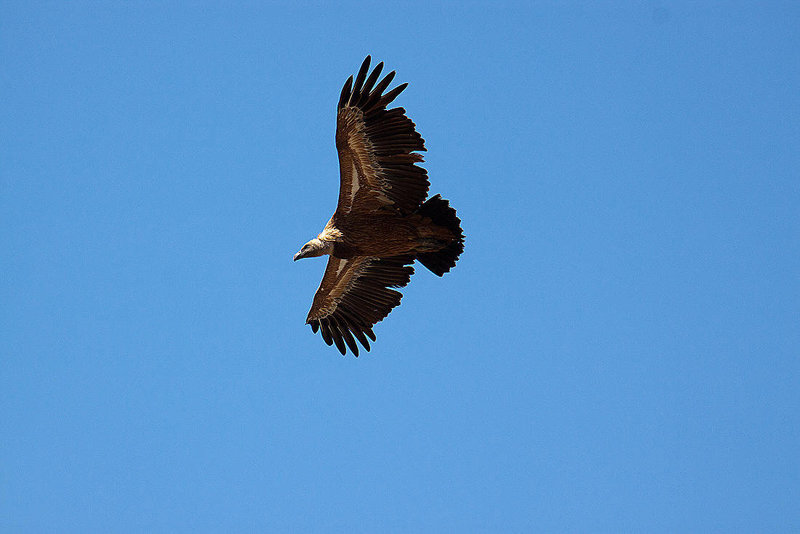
xmin=293 ymin=238 xmax=332 ymax=261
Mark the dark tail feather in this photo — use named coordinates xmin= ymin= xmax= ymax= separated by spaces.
xmin=418 ymin=240 xmax=464 ymax=277
xmin=415 ymin=194 xmax=465 ymax=276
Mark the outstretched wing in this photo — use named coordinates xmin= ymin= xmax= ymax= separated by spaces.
xmin=306 ymin=255 xmax=415 ymax=356
xmin=335 ymin=56 xmax=430 ymax=216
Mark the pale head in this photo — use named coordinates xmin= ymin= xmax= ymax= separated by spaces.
xmin=293 ymin=238 xmax=333 ymax=261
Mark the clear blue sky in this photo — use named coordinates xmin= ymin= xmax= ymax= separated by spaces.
xmin=2 ymin=2 xmax=798 ymax=532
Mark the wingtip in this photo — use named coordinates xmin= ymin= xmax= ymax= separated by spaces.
xmin=358 ymin=56 xmax=371 ymax=77
xmin=339 ymin=75 xmax=354 ymax=108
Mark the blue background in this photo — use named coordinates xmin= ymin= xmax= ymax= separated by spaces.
xmin=2 ymin=2 xmax=798 ymax=531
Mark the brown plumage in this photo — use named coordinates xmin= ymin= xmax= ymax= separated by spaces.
xmin=294 ymin=56 xmax=465 ymax=356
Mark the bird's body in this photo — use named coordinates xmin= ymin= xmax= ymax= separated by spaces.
xmin=319 ymin=210 xmax=456 ymax=259
xmin=294 ymin=56 xmax=464 ymax=356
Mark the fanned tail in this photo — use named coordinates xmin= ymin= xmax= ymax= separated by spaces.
xmin=415 ymin=194 xmax=464 ymax=276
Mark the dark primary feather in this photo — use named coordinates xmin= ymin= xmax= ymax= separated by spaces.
xmin=338 ymin=76 xmax=353 ymax=109
xmin=356 ymin=62 xmax=383 ymax=107
xmin=363 ymin=70 xmax=395 ymax=110
xmin=350 ymin=56 xmax=371 ymax=105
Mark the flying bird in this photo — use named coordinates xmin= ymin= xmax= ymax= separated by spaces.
xmin=294 ymin=56 xmax=464 ymax=356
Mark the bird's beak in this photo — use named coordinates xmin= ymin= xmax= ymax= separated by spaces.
xmin=293 ymin=251 xmax=304 ymax=261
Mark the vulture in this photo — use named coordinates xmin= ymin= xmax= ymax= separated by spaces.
xmin=293 ymin=56 xmax=464 ymax=356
